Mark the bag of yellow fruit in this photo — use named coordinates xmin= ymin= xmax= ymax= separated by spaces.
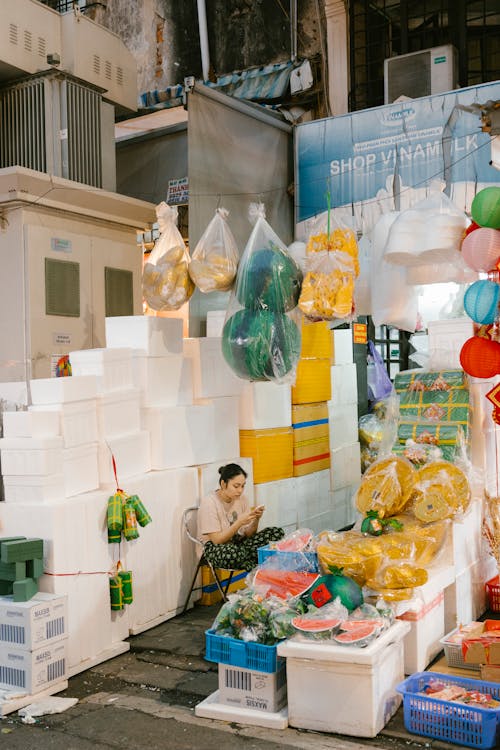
xmin=142 ymin=202 xmax=194 ymax=311
xmin=365 ymin=560 xmax=428 ymax=600
xmin=298 ymin=205 xmax=359 ymax=322
xmin=316 ymin=532 xmax=368 ymax=586
xmin=355 ymin=455 xmax=417 ymax=518
xmin=188 ymin=207 xmax=240 ymax=293
xmin=409 ymin=460 xmax=471 ymax=523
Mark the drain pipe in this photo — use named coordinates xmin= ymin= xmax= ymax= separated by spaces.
xmin=197 ymin=0 xmax=210 ymax=81
xmin=324 ymin=0 xmax=349 ymax=115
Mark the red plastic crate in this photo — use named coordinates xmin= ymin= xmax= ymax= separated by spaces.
xmin=485 ymin=575 xmax=500 ymax=613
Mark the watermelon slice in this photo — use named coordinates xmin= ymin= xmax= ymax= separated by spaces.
xmin=339 ymin=619 xmax=384 ymax=632
xmin=292 ymin=616 xmax=341 ymax=633
xmin=274 ymin=533 xmax=313 ymax=552
xmin=253 ymin=569 xmax=319 ymax=600
xmin=333 ymin=620 xmax=380 ymax=645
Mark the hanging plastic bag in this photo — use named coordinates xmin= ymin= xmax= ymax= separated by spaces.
xmin=142 ymin=202 xmax=194 ymax=311
xmin=367 ymin=341 xmax=393 ymax=402
xmin=188 ymin=208 xmax=239 ymax=293
xmin=221 ymin=203 xmax=303 ymax=383
xmin=298 ymin=205 xmax=359 ymax=322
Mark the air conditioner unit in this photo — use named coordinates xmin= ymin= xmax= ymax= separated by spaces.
xmin=384 ymin=45 xmax=458 ymax=104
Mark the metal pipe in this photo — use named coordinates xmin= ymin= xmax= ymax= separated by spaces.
xmin=290 ymin=0 xmax=297 ymax=61
xmin=197 ymin=0 xmax=210 ymax=81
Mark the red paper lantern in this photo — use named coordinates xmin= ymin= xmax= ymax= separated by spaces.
xmin=461 ymin=228 xmax=500 ymax=272
xmin=459 ymin=336 xmax=500 ymax=378
xmin=464 ymin=221 xmax=480 ymax=238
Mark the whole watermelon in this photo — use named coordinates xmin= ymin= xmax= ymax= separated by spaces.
xmin=236 ymin=245 xmax=303 ymax=312
xmin=303 ymin=573 xmax=363 ymax=612
xmin=222 ymin=308 xmax=301 ymax=381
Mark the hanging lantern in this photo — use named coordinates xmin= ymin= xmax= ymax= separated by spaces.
xmin=463 ymin=280 xmax=500 ymax=325
xmin=459 ymin=336 xmax=500 ymax=378
xmin=461 ymin=228 xmax=500 ymax=272
xmin=471 ymin=187 xmax=500 ymax=229
xmin=464 ymin=221 xmax=480 ymax=238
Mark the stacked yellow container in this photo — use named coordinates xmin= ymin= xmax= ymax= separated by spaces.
xmin=239 ymin=426 xmax=293 ymax=484
xmin=291 ymin=321 xmax=332 ymax=477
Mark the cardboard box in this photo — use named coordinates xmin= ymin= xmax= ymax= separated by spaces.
xmin=0 ymin=592 xmax=67 ymax=650
xmin=292 ymin=359 xmax=331 ymax=405
xmin=300 ymin=321 xmax=333 ymax=360
xmin=239 ymin=427 xmax=293 ymax=484
xmin=463 ymin=620 xmax=500 ymax=666
xmin=480 ymin=664 xmax=500 ymax=683
xmin=0 ymin=638 xmax=67 ymax=693
xmin=218 ymin=662 xmax=287 ymax=713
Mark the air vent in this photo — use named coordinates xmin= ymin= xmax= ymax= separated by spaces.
xmin=105 ymin=267 xmax=133 ymax=317
xmin=9 ymin=24 xmax=18 ymax=45
xmin=38 ymin=37 xmax=47 ymax=58
xmin=45 ymin=258 xmax=80 ymax=317
xmin=24 ymin=30 xmax=32 ymax=53
xmin=93 ymin=54 xmax=101 ymax=76
xmin=105 ymin=61 xmax=112 ymax=80
xmin=116 ymin=66 xmax=124 ymax=86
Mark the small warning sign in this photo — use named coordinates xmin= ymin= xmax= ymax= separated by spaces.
xmin=353 ymin=323 xmax=367 ymax=344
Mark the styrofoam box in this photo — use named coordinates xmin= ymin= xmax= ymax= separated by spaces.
xmin=2 ymin=474 xmax=65 ymax=504
xmin=328 ymin=486 xmax=357 ymax=530
xmin=105 ymin=315 xmax=183 ymax=356
xmin=239 ymin=381 xmax=292 ymax=430
xmin=444 ymin=553 xmax=498 ymax=633
xmin=197 ymin=457 xmax=255 ymax=505
xmin=195 ymin=689 xmax=288 ymax=730
xmin=296 ymin=470 xmax=332 ymax=524
xmin=132 ymin=354 xmax=187 ymax=407
xmin=0 ymin=497 xmax=87 ymax=573
xmin=328 ymin=401 xmax=359 ymax=450
xmin=330 ymin=363 xmax=358 ymax=406
xmin=196 ymin=396 xmax=239 ymax=462
xmin=330 ymin=442 xmax=361 ymax=490
xmin=218 ymin=661 xmax=287 ymax=713
xmin=2 ymin=410 xmax=60 ymax=439
xmin=98 ymin=431 xmax=151 ymax=485
xmin=0 ymin=638 xmax=67 ymax=694
xmin=0 ymin=592 xmax=67 ymax=650
xmin=0 ymin=436 xmax=63 ymax=476
xmin=143 ymin=404 xmax=215 ymax=469
xmin=441 ymin=499 xmax=483 ymax=574
xmin=255 ymin=477 xmax=297 ymax=530
xmin=30 ymin=375 xmax=98 ymax=405
xmin=96 ymin=389 xmax=141 ymax=439
xmin=38 ymin=573 xmax=111 ymax=673
xmin=427 ymin=318 xmax=474 ymax=370
xmin=30 ymin=399 xmax=98 ymax=448
xmin=69 ymin=348 xmax=133 ymax=394
xmin=397 ymin=564 xmax=455 ymax=675
xmin=64 ymin=443 xmax=99 ymax=497
xmin=206 ymin=310 xmax=226 ymax=338
xmin=331 ymin=327 xmax=353 ymax=365
xmin=278 ymin=620 xmax=410 ymax=737
xmin=183 ymin=337 xmax=244 ymax=399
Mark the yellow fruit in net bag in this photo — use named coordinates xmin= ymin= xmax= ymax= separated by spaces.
xmin=365 ymin=585 xmax=415 ymax=602
xmin=355 ymin=456 xmax=417 ymax=518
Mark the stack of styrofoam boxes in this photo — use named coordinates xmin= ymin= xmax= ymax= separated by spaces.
xmin=237 ymin=381 xmax=296 ymax=535
xmin=328 ymin=328 xmax=360 ymax=531
xmin=68 ymin=347 xmax=151 ymax=488
xmin=1 ymin=376 xmax=100 ymax=504
xmin=427 ymin=318 xmax=474 ymax=371
xmin=0 ymin=592 xmax=68 ymax=705
xmin=396 ymin=564 xmax=455 ymax=675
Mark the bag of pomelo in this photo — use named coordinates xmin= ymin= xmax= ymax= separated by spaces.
xmin=189 ymin=207 xmax=239 ymax=293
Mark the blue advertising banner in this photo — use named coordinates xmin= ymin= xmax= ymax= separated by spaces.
xmin=295 ymin=81 xmax=500 ymax=228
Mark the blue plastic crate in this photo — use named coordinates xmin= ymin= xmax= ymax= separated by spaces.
xmin=257 ymin=544 xmax=319 ymax=572
xmin=397 ymin=671 xmax=500 ymax=749
xmin=205 ymin=629 xmax=280 ymax=673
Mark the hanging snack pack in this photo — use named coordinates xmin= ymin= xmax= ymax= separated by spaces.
xmin=142 ymin=202 xmax=194 ymax=311
xmin=188 ymin=208 xmax=239 ymax=293
xmin=106 ymin=490 xmax=152 ymax=543
xmin=299 ymin=208 xmax=359 ymax=321
xmin=222 ymin=203 xmax=303 ymax=383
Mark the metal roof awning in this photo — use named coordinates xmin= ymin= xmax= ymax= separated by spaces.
xmin=204 ymin=60 xmax=301 ymax=101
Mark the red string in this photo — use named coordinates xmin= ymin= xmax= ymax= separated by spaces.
xmin=44 ymin=570 xmax=111 ymax=576
xmin=111 ymin=453 xmax=122 ymax=493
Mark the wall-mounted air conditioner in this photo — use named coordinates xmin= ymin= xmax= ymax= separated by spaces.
xmin=384 ymin=45 xmax=458 ymax=104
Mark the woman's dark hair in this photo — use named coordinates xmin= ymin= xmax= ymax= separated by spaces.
xmin=218 ymin=463 xmax=247 ymax=485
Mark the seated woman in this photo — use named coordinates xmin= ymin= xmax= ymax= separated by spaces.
xmin=198 ymin=463 xmax=284 ymax=571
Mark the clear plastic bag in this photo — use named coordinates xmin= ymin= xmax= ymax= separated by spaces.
xmin=355 ymin=454 xmax=417 ymax=518
xmin=188 ymin=207 xmax=239 ymax=293
xmin=221 ymin=203 xmax=303 ymax=383
xmin=298 ymin=211 xmax=359 ymax=322
xmin=408 ymin=459 xmax=471 ymax=523
xmin=142 ymin=203 xmax=194 ymax=311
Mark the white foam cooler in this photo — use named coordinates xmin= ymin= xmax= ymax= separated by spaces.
xmin=105 ymin=315 xmax=183 ymax=356
xmin=132 ymin=354 xmax=187 ymax=407
xmin=69 ymin=348 xmax=133 ymax=394
xmin=277 ymin=620 xmax=410 ymax=738
xmin=30 ymin=400 xmax=98 ymax=448
xmin=96 ymin=389 xmax=141 ymax=439
xmin=2 ymin=410 xmax=60 ymax=439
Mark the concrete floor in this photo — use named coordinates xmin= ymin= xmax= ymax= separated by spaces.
xmin=0 ymin=603 xmax=464 ymax=749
